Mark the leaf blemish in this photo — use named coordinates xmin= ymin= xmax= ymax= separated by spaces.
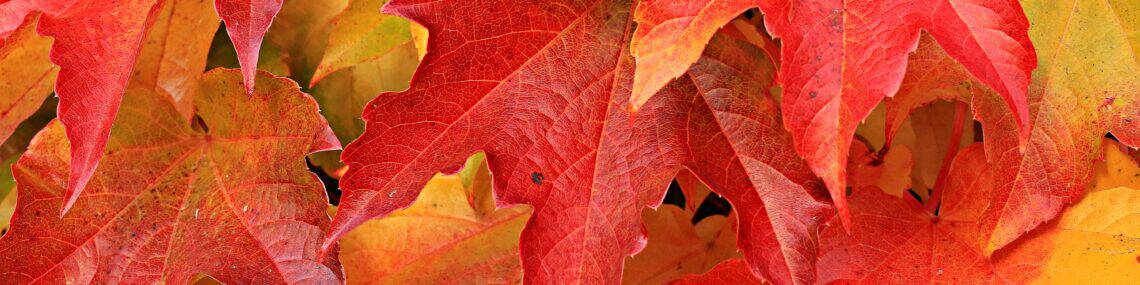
xmin=531 ymin=172 xmax=544 ymax=186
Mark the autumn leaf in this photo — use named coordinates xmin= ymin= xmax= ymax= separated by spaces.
xmin=0 ymin=69 xmax=342 ymax=283
xmin=129 ymin=0 xmax=221 ymax=118
xmin=0 ymin=14 xmax=55 ymax=147
xmin=331 ymin=1 xmax=828 ymax=282
xmin=622 ymin=203 xmax=739 ymax=284
xmin=631 ymin=0 xmax=1038 ymax=227
xmin=338 ymin=154 xmax=530 ymax=284
xmin=309 ymin=0 xmax=416 ymax=86
xmin=260 ymin=0 xmax=351 ymax=87
xmin=306 ymin=0 xmax=422 ymax=176
xmin=670 ymin=259 xmax=762 ymax=285
xmin=882 ymin=0 xmax=1139 ymax=253
xmin=0 ymin=0 xmax=295 ymax=214
xmin=213 ymin=0 xmax=285 ymax=94
xmin=817 ymin=141 xmax=1140 ymax=283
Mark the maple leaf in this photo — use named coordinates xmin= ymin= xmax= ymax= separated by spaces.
xmin=622 ymin=203 xmax=739 ymax=284
xmin=670 ymin=259 xmax=762 ymax=285
xmin=338 ymin=154 xmax=531 ymax=284
xmin=630 ymin=0 xmax=1038 ymax=226
xmin=0 ymin=14 xmax=55 ymax=147
xmin=331 ymin=1 xmax=829 ymax=282
xmin=816 ymin=142 xmax=1140 ymax=283
xmin=0 ymin=70 xmax=342 ymax=283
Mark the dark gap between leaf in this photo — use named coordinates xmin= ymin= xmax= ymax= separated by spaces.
xmin=306 ymin=158 xmax=341 ymax=206
xmin=691 ymin=192 xmax=732 ymax=224
xmin=662 ymin=179 xmax=685 ymax=209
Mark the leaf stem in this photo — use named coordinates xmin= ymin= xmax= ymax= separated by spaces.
xmin=926 ymin=101 xmax=968 ymax=215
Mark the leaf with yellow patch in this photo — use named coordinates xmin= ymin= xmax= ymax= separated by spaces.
xmin=337 ymin=154 xmax=531 ymax=284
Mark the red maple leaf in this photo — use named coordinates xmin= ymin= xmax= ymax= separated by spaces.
xmin=330 ymin=1 xmax=830 ymax=283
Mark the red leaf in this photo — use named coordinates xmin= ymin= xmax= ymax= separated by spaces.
xmin=631 ymin=0 xmax=1037 ymax=227
xmin=0 ymin=0 xmax=162 ymax=215
xmin=214 ymin=0 xmax=285 ymax=94
xmin=331 ymin=1 xmax=829 ymax=283
xmin=0 ymin=69 xmax=341 ymax=283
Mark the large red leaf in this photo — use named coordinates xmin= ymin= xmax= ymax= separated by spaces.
xmin=0 ymin=69 xmax=341 ymax=284
xmin=631 ymin=0 xmax=1037 ymax=226
xmin=0 ymin=0 xmax=287 ymax=214
xmin=331 ymin=1 xmax=829 ymax=283
xmin=214 ymin=0 xmax=285 ymax=94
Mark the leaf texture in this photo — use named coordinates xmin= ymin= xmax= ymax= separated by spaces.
xmin=0 ymin=70 xmax=342 ymax=284
xmin=331 ymin=1 xmax=829 ymax=283
xmin=631 ymin=0 xmax=1038 ymax=226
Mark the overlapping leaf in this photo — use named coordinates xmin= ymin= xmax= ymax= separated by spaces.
xmin=0 ymin=0 xmax=290 ymax=211
xmin=309 ymin=0 xmax=416 ymax=86
xmin=621 ymin=203 xmax=738 ymax=284
xmin=338 ymin=154 xmax=531 ymax=284
xmin=631 ymin=0 xmax=1038 ymax=226
xmin=816 ymin=142 xmax=1139 ymax=283
xmin=332 ymin=0 xmax=829 ymax=282
xmin=0 ymin=14 xmax=55 ymax=146
xmin=884 ymin=0 xmax=1139 ymax=252
xmin=0 ymin=70 xmax=341 ymax=283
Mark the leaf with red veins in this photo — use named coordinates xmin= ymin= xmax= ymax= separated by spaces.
xmin=631 ymin=0 xmax=1037 ymax=227
xmin=670 ymin=259 xmax=762 ymax=285
xmin=1 ymin=0 xmax=162 ymax=215
xmin=214 ymin=0 xmax=285 ymax=94
xmin=650 ymin=27 xmax=832 ymax=284
xmin=0 ymin=69 xmax=341 ymax=284
xmin=333 ymin=0 xmax=662 ymax=282
xmin=331 ymin=0 xmax=829 ymax=282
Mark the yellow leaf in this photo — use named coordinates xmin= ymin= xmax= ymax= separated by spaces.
xmin=310 ymin=0 xmax=415 ymax=85
xmin=338 ymin=156 xmax=531 ymax=284
xmin=0 ymin=14 xmax=56 ymax=145
xmin=129 ymin=0 xmax=219 ymax=117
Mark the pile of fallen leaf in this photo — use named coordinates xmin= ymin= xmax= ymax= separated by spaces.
xmin=0 ymin=0 xmax=1136 ymax=284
